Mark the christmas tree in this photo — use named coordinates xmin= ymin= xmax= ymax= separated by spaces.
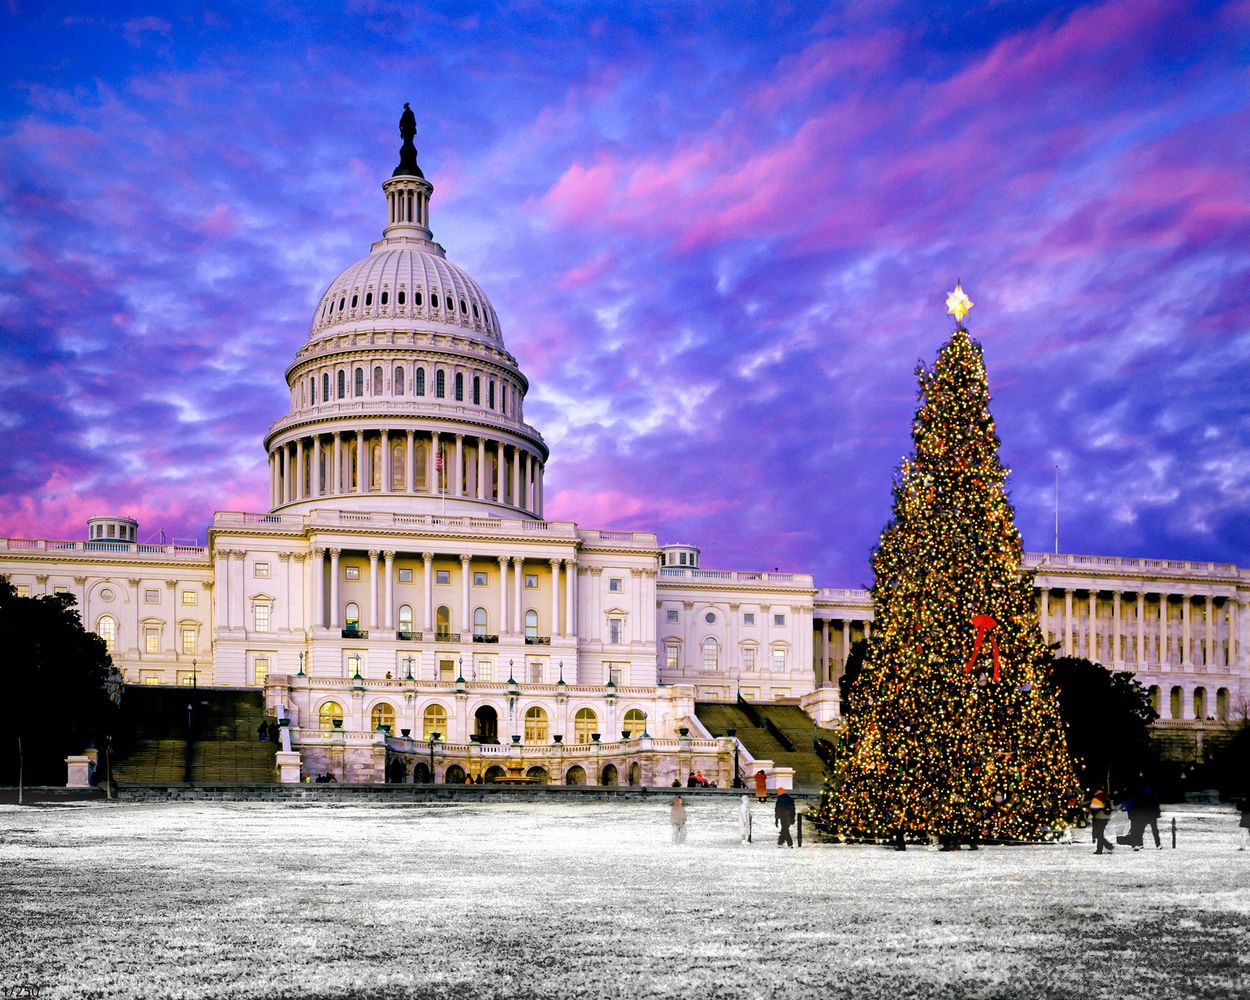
xmin=813 ymin=285 xmax=1081 ymax=844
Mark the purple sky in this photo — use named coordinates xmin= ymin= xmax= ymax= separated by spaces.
xmin=2 ymin=1 xmax=1249 ymax=587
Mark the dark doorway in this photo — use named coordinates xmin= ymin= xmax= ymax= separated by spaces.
xmin=474 ymin=705 xmax=499 ymax=743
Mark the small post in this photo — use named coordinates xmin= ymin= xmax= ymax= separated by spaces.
xmin=1171 ymin=816 xmax=1177 ymax=849
xmin=748 ymin=812 xmax=752 ymax=843
xmin=797 ymin=813 xmax=803 ymax=847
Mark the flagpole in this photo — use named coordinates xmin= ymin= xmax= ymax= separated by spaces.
xmin=1054 ymin=465 xmax=1059 ymax=555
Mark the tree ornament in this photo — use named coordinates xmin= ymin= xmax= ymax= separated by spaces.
xmin=964 ymin=613 xmax=1001 ymax=681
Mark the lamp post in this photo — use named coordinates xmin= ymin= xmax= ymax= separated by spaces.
xmin=192 ymin=657 xmax=198 ymax=690
xmin=428 ymin=731 xmax=440 ymax=784
xmin=298 ymin=652 xmax=305 ymax=677
xmin=507 ymin=663 xmax=520 ymax=742
xmin=404 ymin=656 xmax=414 ymax=681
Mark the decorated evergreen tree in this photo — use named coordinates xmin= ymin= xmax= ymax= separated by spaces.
xmin=813 ymin=286 xmax=1081 ymax=843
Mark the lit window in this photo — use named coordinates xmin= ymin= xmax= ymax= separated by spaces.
xmin=477 ymin=659 xmax=494 ymax=681
xmin=398 ymin=568 xmax=413 ymax=583
xmin=473 ymin=608 xmax=488 ymax=636
xmin=145 ymin=627 xmax=160 ymax=654
xmin=526 ymin=610 xmax=539 ymax=639
xmin=743 ymin=647 xmax=756 ymax=672
xmin=253 ymin=604 xmax=271 ymax=632
xmin=436 ymin=606 xmax=450 ymax=636
xmin=144 ymin=589 xmax=160 ymax=604
xmin=423 ymin=704 xmax=447 ymax=740
xmin=182 ymin=590 xmax=196 ymax=605
xmin=181 ymin=628 xmax=196 ymax=655
xmin=608 ymin=617 xmax=622 ymax=644
xmin=398 ymin=605 xmax=413 ymax=631
xmin=524 ymin=574 xmax=538 ymax=588
xmin=254 ymin=562 xmax=270 ymax=579
xmin=666 ymin=609 xmax=679 ymax=623
xmin=773 ymin=647 xmax=787 ymax=672
xmin=524 ymin=706 xmax=548 ymax=743
xmin=254 ymin=658 xmax=269 ymax=686
xmin=319 ymin=701 xmax=343 ymax=732
xmin=609 ymin=578 xmax=622 ymax=593
xmin=702 ymin=638 xmax=718 ymax=671
xmin=743 ymin=613 xmax=754 ymax=625
xmin=15 ymin=584 xmax=30 ymax=597
xmin=371 ymin=702 xmax=396 ymax=731
xmin=345 ymin=566 xmax=360 ymax=581
xmin=665 ymin=644 xmax=679 ymax=670
xmin=773 ymin=614 xmax=786 ymax=627
xmin=435 ymin=370 xmax=445 ymax=398
xmin=623 ymin=708 xmax=646 ymax=738
xmin=97 ymin=615 xmax=116 ymax=652
xmin=436 ymin=570 xmax=450 ymax=585
xmin=574 ymin=708 xmax=597 ymax=744
xmin=529 ymin=662 xmax=543 ymax=684
xmin=345 ymin=603 xmax=360 ymax=628
xmin=473 ymin=571 xmax=487 ymax=586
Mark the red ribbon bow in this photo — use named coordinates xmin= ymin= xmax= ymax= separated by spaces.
xmin=963 ymin=613 xmax=1000 ymax=681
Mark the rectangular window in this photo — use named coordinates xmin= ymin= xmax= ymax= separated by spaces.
xmin=529 ymin=662 xmax=544 ymax=684
xmin=773 ymin=613 xmax=786 ymax=627
xmin=398 ymin=568 xmax=413 ymax=583
xmin=181 ymin=628 xmax=196 ymax=655
xmin=254 ymin=657 xmax=269 ymax=686
xmin=773 ymin=648 xmax=787 ymax=672
xmin=177 ymin=672 xmax=195 ymax=687
xmin=344 ymin=566 xmax=360 ymax=581
xmin=144 ymin=589 xmax=160 ymax=604
xmin=53 ymin=585 xmax=68 ymax=594
xmin=254 ymin=562 xmax=270 ymax=579
xmin=144 ymin=627 xmax=160 ymax=654
xmin=665 ymin=644 xmax=679 ymax=670
xmin=436 ymin=570 xmax=450 ymax=585
xmin=607 ymin=665 xmax=624 ymax=685
xmin=743 ymin=647 xmax=756 ymax=672
xmin=743 ymin=613 xmax=755 ymax=625
xmin=609 ymin=577 xmax=622 ymax=592
xmin=524 ymin=574 xmax=538 ymax=588
xmin=608 ymin=617 xmax=622 ymax=644
xmin=476 ymin=659 xmax=494 ymax=682
xmin=473 ymin=571 xmax=488 ymax=586
xmin=143 ymin=674 xmax=161 ymax=686
xmin=253 ymin=604 xmax=271 ymax=632
xmin=439 ymin=659 xmax=455 ymax=680
xmin=346 ymin=654 xmax=362 ymax=679
xmin=666 ymin=609 xmax=679 ymax=623
xmin=16 ymin=585 xmax=30 ymax=597
xmin=182 ymin=590 xmax=197 ymax=605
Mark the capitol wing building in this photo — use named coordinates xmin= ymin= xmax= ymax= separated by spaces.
xmin=3 ymin=117 xmax=1248 ymax=787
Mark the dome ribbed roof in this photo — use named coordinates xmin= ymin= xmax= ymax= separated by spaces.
xmin=309 ymin=246 xmax=504 ymax=347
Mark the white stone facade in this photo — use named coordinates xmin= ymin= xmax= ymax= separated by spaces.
xmin=3 ymin=123 xmax=1247 ymax=784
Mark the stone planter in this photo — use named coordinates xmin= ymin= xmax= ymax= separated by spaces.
xmin=678 ymin=727 xmax=690 ymax=737
xmin=552 ymin=734 xmax=563 ymax=744
xmin=401 ymin=728 xmax=411 ymax=738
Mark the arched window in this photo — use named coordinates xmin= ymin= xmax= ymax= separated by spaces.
xmin=414 ymin=442 xmax=427 ymax=489
xmin=415 ymin=290 xmax=423 ymax=306
xmin=1169 ymin=686 xmax=1183 ymax=720
xmin=371 ymin=702 xmax=395 ymax=731
xmin=381 ymin=290 xmax=389 ymax=306
xmin=337 ymin=370 xmax=345 ymax=399
xmin=435 ymin=370 xmax=445 ymax=398
xmin=702 ymin=638 xmax=719 ymax=671
xmin=391 ymin=441 xmax=405 ymax=491
xmin=415 ymin=368 xmax=425 ymax=396
xmin=309 ymin=376 xmax=316 ymax=404
xmin=398 ymin=289 xmax=406 ymax=306
xmin=1193 ymin=687 xmax=1207 ymax=719
xmin=473 ymin=607 xmax=488 ymax=637
xmin=501 ymin=385 xmax=506 ymax=415
xmin=398 ymin=605 xmax=413 ymax=632
xmin=369 ymin=439 xmax=381 ymax=490
xmin=488 ymin=381 xmax=495 ymax=409
xmin=345 ymin=602 xmax=360 ymax=629
xmin=454 ymin=372 xmax=464 ymax=401
xmin=525 ymin=610 xmax=538 ymax=639
xmin=623 ymin=709 xmax=647 ymax=738
xmin=574 ymin=707 xmax=597 ymax=744
xmin=354 ymin=368 xmax=364 ymax=396
xmin=423 ymin=704 xmax=447 ymax=740
xmin=436 ymin=605 xmax=450 ymax=637
xmin=1217 ymin=687 xmax=1230 ymax=721
xmin=318 ymin=701 xmax=343 ymax=732
xmin=97 ymin=615 xmax=117 ymax=653
xmin=524 ymin=706 xmax=548 ymax=743
xmin=373 ymin=366 xmax=383 ymax=395
xmin=365 ymin=291 xmax=373 ymax=307
xmin=322 ymin=373 xmax=329 ymax=401
xmin=473 ymin=375 xmax=481 ymax=405
xmin=395 ymin=366 xmax=405 ymax=396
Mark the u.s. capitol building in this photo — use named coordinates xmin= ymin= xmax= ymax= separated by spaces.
xmin=4 ymin=113 xmax=1246 ymax=786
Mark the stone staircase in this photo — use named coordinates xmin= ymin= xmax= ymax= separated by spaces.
xmin=112 ymin=686 xmax=278 ymax=784
xmin=695 ymin=700 xmax=832 ymax=792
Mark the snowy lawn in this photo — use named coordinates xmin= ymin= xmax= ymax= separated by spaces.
xmin=1 ymin=799 xmax=1247 ymax=1000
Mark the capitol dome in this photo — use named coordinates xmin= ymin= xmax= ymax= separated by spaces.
xmin=263 ymin=109 xmax=548 ymax=521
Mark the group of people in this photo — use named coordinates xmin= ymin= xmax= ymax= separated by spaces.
xmin=669 ymin=788 xmax=797 ymax=847
xmin=1089 ymin=786 xmax=1163 ymax=854
xmin=256 ymin=721 xmax=280 ymax=744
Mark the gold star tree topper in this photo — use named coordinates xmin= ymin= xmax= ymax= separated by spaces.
xmin=945 ymin=282 xmax=973 ymax=324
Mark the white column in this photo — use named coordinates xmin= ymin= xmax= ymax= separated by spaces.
xmin=461 ymin=554 xmax=472 ymax=633
xmin=406 ymin=430 xmax=415 ymax=493
xmin=1205 ymin=596 xmax=1214 ymax=669
xmin=1112 ymin=591 xmax=1122 ymax=665
xmin=381 ymin=429 xmax=391 ymax=492
xmin=230 ymin=551 xmax=246 ymax=629
xmin=1159 ymin=595 xmax=1169 ymax=669
xmin=368 ymin=550 xmax=379 ymax=629
xmin=822 ymin=619 xmax=830 ymax=685
xmin=329 ymin=548 xmax=341 ymax=628
xmin=526 ymin=452 xmax=534 ymax=511
xmin=454 ymin=435 xmax=464 ymax=497
xmin=422 ymin=552 xmax=434 ymax=632
xmin=428 ymin=433 xmax=440 ymax=496
xmin=312 ymin=547 xmax=325 ymax=628
xmin=477 ymin=439 xmax=486 ymax=500
xmin=537 ymin=464 xmax=544 ymax=518
xmin=295 ymin=439 xmax=305 ymax=500
xmin=496 ymin=441 xmax=506 ymax=502
xmin=1182 ymin=596 xmax=1192 ymax=668
xmin=355 ymin=431 xmax=365 ymax=495
xmin=1063 ymin=590 xmax=1073 ymax=656
xmin=550 ymin=559 xmax=561 ymax=636
xmin=1039 ymin=587 xmax=1049 ymax=646
xmin=1136 ymin=593 xmax=1145 ymax=666
xmin=564 ymin=558 xmax=576 ymax=638
xmin=333 ymin=433 xmax=342 ymax=494
xmin=511 ymin=448 xmax=521 ymax=508
xmin=512 ymin=556 xmax=523 ymax=633
xmin=279 ymin=446 xmax=289 ymax=503
xmin=312 ymin=436 xmax=322 ymax=497
xmin=498 ymin=556 xmax=509 ymax=634
xmin=1229 ymin=600 xmax=1239 ymax=668
xmin=1087 ymin=592 xmax=1097 ymax=662
xmin=383 ymin=550 xmax=395 ymax=630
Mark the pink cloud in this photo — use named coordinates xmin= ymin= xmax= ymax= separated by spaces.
xmin=122 ymin=16 xmax=172 ymax=47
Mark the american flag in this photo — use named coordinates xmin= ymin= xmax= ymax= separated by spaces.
xmin=435 ymin=450 xmax=443 ymax=472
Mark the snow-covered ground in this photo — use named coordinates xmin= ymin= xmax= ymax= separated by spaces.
xmin=1 ymin=799 xmax=1247 ymax=1000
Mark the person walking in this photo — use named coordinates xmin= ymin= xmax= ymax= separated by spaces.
xmin=257 ymin=721 xmax=268 ymax=743
xmin=738 ymin=795 xmax=751 ymax=844
xmin=1237 ymin=798 xmax=1250 ymax=851
xmin=671 ymin=794 xmax=688 ymax=846
xmin=1134 ymin=786 xmax=1162 ymax=850
xmin=755 ymin=770 xmax=767 ymax=803
xmin=1090 ymin=789 xmax=1115 ymax=854
xmin=775 ymin=788 xmax=796 ymax=848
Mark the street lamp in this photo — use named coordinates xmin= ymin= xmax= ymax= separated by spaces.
xmin=641 ymin=711 xmax=650 ymax=739
xmin=456 ymin=657 xmax=466 ymax=695
xmin=298 ymin=652 xmax=305 ymax=677
xmin=428 ymin=731 xmax=441 ymax=784
xmin=192 ymin=657 xmax=198 ymax=690
xmin=404 ymin=656 xmax=414 ymax=681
